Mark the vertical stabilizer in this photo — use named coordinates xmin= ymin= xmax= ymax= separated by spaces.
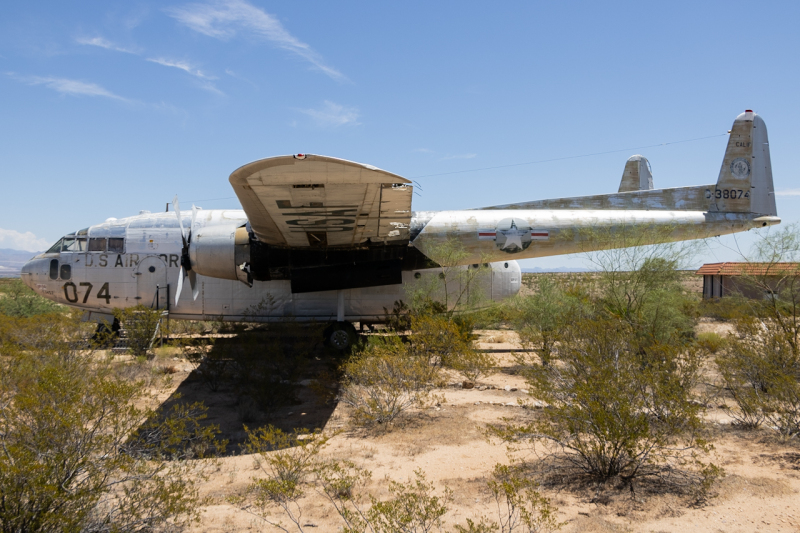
xmin=618 ymin=155 xmax=654 ymax=192
xmin=713 ymin=111 xmax=776 ymax=216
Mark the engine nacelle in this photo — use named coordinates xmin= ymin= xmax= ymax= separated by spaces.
xmin=189 ymin=225 xmax=250 ymax=283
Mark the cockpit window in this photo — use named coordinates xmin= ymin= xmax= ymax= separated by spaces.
xmin=61 ymin=237 xmax=87 ymax=252
xmin=46 ymin=238 xmax=64 ymax=254
xmin=88 ymin=238 xmax=107 ymax=252
xmin=108 ymin=238 xmax=124 ymax=253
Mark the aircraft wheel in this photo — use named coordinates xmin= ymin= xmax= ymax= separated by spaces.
xmin=324 ymin=321 xmax=357 ymax=351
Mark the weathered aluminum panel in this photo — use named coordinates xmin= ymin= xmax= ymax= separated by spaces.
xmin=618 ymin=155 xmax=653 ymax=192
xmin=411 ymin=209 xmax=779 ymax=266
xmin=229 ymin=155 xmax=412 ymax=247
xmin=476 ymin=185 xmax=714 ymax=212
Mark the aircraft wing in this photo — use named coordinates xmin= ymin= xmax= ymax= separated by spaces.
xmin=229 ymin=155 xmax=413 ymax=247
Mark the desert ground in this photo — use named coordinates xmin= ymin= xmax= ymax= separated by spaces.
xmin=134 ymin=315 xmax=799 ymax=533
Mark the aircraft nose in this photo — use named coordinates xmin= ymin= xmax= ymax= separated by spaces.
xmin=20 ymin=258 xmax=39 ymax=290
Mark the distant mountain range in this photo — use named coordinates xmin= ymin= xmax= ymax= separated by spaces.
xmin=0 ymin=249 xmax=40 ymax=277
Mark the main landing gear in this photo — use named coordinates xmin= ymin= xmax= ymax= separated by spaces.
xmin=323 ymin=321 xmax=357 ymax=351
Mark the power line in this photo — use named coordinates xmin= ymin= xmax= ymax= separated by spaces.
xmin=410 ymin=132 xmax=729 ymax=179
xmin=178 ymin=131 xmax=728 ymax=202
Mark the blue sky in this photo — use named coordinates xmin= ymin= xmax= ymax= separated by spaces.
xmin=1 ymin=1 xmax=798 ymax=269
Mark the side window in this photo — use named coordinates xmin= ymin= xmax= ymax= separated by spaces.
xmin=88 ymin=238 xmax=107 ymax=252
xmin=60 ymin=264 xmax=71 ymax=280
xmin=108 ymin=238 xmax=125 ymax=253
xmin=49 ymin=259 xmax=59 ymax=280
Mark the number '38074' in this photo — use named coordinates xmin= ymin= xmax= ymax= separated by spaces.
xmin=705 ymin=188 xmax=750 ymax=200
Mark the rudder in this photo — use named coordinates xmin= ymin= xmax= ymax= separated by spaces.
xmin=712 ymin=110 xmax=776 ymax=216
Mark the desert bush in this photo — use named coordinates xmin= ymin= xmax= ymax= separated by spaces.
xmin=364 ymin=470 xmax=451 ymax=533
xmin=580 ymin=225 xmax=699 ymax=349
xmin=409 ymin=313 xmax=494 ymax=381
xmin=0 ymin=311 xmax=91 ymax=357
xmin=718 ymin=316 xmax=800 ymax=435
xmin=0 ymin=278 xmax=64 ymax=317
xmin=234 ymin=426 xmax=330 ymax=531
xmin=695 ymin=331 xmax=728 ymax=354
xmin=114 ymin=305 xmax=166 ymax=359
xmin=511 ymin=277 xmax=588 ymax=365
xmin=455 ymin=465 xmax=562 ymax=533
xmin=715 ymin=225 xmax=800 ymax=438
xmin=496 ymin=317 xmax=717 ymax=492
xmin=0 ymin=315 xmax=224 ymax=532
xmin=238 ymin=433 xmax=561 ymax=533
xmin=339 ymin=336 xmax=440 ymax=426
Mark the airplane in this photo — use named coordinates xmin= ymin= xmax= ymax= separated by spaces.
xmin=20 ymin=110 xmax=779 ymax=349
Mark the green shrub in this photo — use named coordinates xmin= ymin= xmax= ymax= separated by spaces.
xmin=114 ymin=305 xmax=166 ymax=358
xmin=717 ymin=316 xmax=800 ymax=435
xmin=0 ymin=279 xmax=64 ymax=317
xmin=696 ymin=331 xmax=728 ymax=354
xmin=497 ymin=317 xmax=718 ymax=493
xmin=0 ymin=315 xmax=224 ymax=532
xmin=340 ymin=336 xmax=440 ymax=426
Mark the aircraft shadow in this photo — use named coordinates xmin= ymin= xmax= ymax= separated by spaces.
xmin=144 ymin=327 xmax=342 ymax=457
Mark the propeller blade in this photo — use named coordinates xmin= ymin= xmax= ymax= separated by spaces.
xmin=189 ymin=270 xmax=199 ymax=301
xmin=175 ymin=266 xmax=185 ymax=307
xmin=191 ymin=204 xmax=198 ymax=238
xmin=172 ymin=195 xmax=187 ymax=246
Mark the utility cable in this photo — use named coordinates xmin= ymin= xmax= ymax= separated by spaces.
xmin=410 ymin=132 xmax=729 ymax=179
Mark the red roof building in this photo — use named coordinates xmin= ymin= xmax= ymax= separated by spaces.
xmin=695 ymin=262 xmax=800 ymax=299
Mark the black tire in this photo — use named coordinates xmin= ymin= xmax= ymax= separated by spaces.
xmin=323 ymin=321 xmax=357 ymax=351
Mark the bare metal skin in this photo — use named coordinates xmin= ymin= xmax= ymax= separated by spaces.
xmin=21 ymin=111 xmax=777 ymax=326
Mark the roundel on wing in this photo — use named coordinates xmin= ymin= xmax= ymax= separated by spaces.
xmin=495 ymin=218 xmax=532 ymax=254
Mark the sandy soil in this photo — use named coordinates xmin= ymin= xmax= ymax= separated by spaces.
xmin=145 ymin=321 xmax=800 ymax=533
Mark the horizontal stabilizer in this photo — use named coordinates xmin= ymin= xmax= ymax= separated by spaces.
xmin=476 ymin=111 xmax=777 ymax=217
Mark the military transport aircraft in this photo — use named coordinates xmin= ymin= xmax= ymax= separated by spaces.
xmin=21 ymin=111 xmax=779 ymax=348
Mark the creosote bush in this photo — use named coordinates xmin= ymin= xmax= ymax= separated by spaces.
xmin=0 ymin=278 xmax=64 ymax=317
xmin=234 ymin=427 xmax=561 ymax=533
xmin=714 ymin=227 xmax=800 ymax=437
xmin=501 ymin=231 xmax=721 ymax=499
xmin=497 ymin=317 xmax=716 ymax=492
xmin=512 ymin=277 xmax=588 ymax=366
xmin=114 ymin=305 xmax=167 ymax=358
xmin=339 ymin=335 xmax=441 ymax=426
xmin=0 ymin=312 xmax=225 ymax=533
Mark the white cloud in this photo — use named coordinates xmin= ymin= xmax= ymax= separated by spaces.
xmin=146 ymin=57 xmax=216 ymax=80
xmin=776 ymin=189 xmax=800 ymax=197
xmin=7 ymin=73 xmax=129 ymax=101
xmin=76 ymin=36 xmax=139 ymax=54
xmin=165 ymin=0 xmax=345 ymax=81
xmin=298 ymin=101 xmax=359 ymax=127
xmin=414 ymin=148 xmax=434 ymax=153
xmin=0 ymin=229 xmax=52 ymax=252
xmin=441 ymin=153 xmax=477 ymax=160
